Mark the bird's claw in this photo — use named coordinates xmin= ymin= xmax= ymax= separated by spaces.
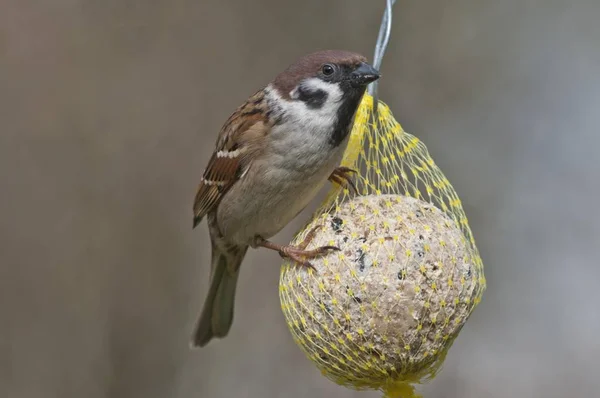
xmin=329 ymin=166 xmax=359 ymax=194
xmin=278 ymin=244 xmax=340 ymax=272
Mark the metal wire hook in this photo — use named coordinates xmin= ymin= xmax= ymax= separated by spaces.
xmin=368 ymin=0 xmax=397 ymax=118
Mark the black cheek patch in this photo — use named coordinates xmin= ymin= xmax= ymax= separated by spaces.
xmin=296 ymin=86 xmax=328 ymax=109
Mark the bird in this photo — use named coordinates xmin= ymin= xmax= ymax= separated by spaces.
xmin=191 ymin=50 xmax=380 ymax=347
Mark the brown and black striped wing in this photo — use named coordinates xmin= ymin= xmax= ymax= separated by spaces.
xmin=192 ymin=90 xmax=269 ymax=228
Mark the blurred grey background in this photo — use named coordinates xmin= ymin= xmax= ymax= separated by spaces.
xmin=1 ymin=0 xmax=599 ymax=397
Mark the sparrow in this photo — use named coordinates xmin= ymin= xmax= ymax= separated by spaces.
xmin=191 ymin=50 xmax=380 ymax=347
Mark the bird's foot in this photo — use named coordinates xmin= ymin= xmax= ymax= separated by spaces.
xmin=254 ymin=225 xmax=339 ymax=272
xmin=328 ymin=166 xmax=358 ymax=194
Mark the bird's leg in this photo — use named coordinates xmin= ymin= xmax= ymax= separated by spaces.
xmin=253 ymin=225 xmax=339 ymax=271
xmin=328 ymin=166 xmax=358 ymax=194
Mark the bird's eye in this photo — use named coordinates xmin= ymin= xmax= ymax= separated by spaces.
xmin=322 ymin=64 xmax=335 ymax=76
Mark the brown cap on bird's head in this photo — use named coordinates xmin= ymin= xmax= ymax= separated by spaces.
xmin=272 ymin=50 xmax=379 ymax=98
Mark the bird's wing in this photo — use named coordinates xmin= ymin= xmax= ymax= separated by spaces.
xmin=193 ymin=89 xmax=270 ymax=227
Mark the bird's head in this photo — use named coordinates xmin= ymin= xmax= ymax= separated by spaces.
xmin=272 ymin=50 xmax=380 ymax=110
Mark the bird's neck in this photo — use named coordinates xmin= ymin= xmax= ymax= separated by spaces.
xmin=265 ymin=83 xmax=364 ymax=149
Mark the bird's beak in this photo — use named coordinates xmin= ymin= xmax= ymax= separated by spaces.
xmin=351 ymin=62 xmax=380 ymax=87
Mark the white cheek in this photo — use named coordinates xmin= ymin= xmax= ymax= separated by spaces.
xmin=265 ymin=83 xmax=345 ymax=172
xmin=283 ymin=78 xmax=343 ymax=130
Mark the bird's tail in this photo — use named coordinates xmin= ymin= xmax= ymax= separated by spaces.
xmin=191 ymin=221 xmax=248 ymax=348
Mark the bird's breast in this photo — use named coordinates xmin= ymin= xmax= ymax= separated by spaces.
xmin=216 ymin=124 xmax=349 ymax=246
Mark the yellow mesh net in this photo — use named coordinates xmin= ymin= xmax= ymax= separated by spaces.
xmin=279 ymin=94 xmax=486 ymax=398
